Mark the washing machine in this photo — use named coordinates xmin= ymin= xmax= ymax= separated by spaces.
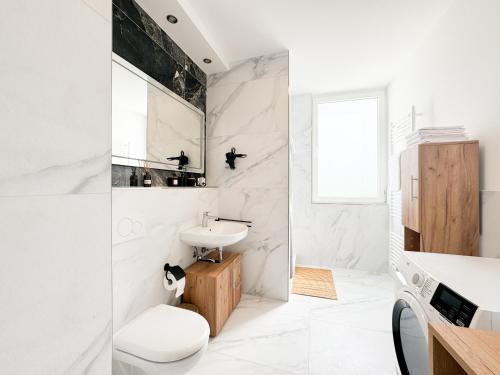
xmin=392 ymin=251 xmax=500 ymax=375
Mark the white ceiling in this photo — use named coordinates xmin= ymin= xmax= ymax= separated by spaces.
xmin=177 ymin=0 xmax=454 ymax=94
xmin=135 ymin=0 xmax=229 ymax=74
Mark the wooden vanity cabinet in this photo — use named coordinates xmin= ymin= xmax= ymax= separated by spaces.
xmin=183 ymin=252 xmax=241 ymax=336
xmin=401 ymin=141 xmax=479 ymax=256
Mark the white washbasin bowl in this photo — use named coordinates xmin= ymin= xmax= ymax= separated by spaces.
xmin=179 ymin=221 xmax=248 ymax=248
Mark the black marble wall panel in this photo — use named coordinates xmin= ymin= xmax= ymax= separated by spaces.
xmin=112 ymin=0 xmax=206 ymax=187
xmin=112 ymin=0 xmax=207 ymax=111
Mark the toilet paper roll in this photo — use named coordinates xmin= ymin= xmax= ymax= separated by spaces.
xmin=163 ymin=271 xmax=186 ymax=298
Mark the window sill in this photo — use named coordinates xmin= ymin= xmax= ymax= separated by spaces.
xmin=311 ymin=200 xmax=387 ymax=206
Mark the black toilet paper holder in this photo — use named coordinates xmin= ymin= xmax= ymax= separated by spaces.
xmin=163 ymin=263 xmax=186 ymax=285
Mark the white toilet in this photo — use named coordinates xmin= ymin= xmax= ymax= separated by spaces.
xmin=113 ymin=304 xmax=210 ymax=375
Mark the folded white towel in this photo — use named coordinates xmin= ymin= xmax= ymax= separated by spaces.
xmin=405 ymin=126 xmax=468 ymax=147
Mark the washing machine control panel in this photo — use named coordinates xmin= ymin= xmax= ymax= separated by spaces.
xmin=398 ymin=254 xmax=478 ymax=327
xmin=430 ymin=283 xmax=478 ymax=327
xmin=411 ymin=272 xmax=425 ymax=287
xmin=400 ymin=259 xmax=436 ymax=299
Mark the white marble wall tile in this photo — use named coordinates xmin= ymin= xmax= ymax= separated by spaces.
xmin=206 ymin=52 xmax=289 ymax=301
xmin=0 ymin=0 xmax=111 ymax=197
xmin=208 ymin=51 xmax=288 ymax=88
xmin=206 ymin=75 xmax=289 ymax=137
xmin=216 ymin=187 xmax=288 ymax=300
xmin=1 ymin=1 xmax=112 ymax=373
xmin=0 ymin=194 xmax=112 ymax=375
xmin=82 ymin=0 xmax=112 ymax=21
xmin=1 ymin=1 xmax=112 ymax=374
xmin=112 ymin=188 xmax=219 ymax=331
xmin=291 ymin=95 xmax=389 ymax=273
xmin=294 ymin=204 xmax=389 ymax=272
xmin=217 ymin=187 xmax=288 ymax=231
xmin=206 ymin=132 xmax=288 ymax=188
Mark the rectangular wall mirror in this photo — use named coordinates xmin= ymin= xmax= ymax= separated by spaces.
xmin=112 ymin=55 xmax=205 ymax=173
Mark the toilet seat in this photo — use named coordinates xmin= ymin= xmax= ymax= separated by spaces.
xmin=114 ymin=304 xmax=210 ymax=363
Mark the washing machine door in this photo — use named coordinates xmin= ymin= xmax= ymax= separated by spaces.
xmin=392 ymin=291 xmax=429 ymax=375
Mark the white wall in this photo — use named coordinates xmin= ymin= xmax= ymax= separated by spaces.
xmin=112 ymin=188 xmax=218 ymax=332
xmin=388 ymin=0 xmax=500 ymax=258
xmin=206 ymin=52 xmax=290 ymax=301
xmin=0 ymin=1 xmax=112 ymax=374
xmin=291 ymin=95 xmax=389 ymax=272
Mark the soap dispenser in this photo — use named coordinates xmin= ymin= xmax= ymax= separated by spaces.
xmin=143 ymin=169 xmax=152 ymax=187
xmin=129 ymin=167 xmax=138 ymax=186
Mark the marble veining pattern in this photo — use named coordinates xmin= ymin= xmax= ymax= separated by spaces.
xmin=206 ymin=52 xmax=289 ymax=301
xmin=0 ymin=194 xmax=112 ymax=375
xmin=186 ymin=269 xmax=397 ymax=375
xmin=0 ymin=151 xmax=111 ymax=197
xmin=291 ymin=95 xmax=389 ymax=273
xmin=112 ymin=0 xmax=206 ymax=111
xmin=1 ymin=1 xmax=112 ymax=374
xmin=112 ymin=188 xmax=218 ymax=331
xmin=206 ymin=75 xmax=288 ymax=138
xmin=112 ymin=0 xmax=207 ymax=186
xmin=113 ymin=5 xmax=186 ymax=99
xmin=208 ymin=51 xmax=288 ymax=88
xmin=207 ymin=133 xmax=288 ymax=189
xmin=218 ymin=187 xmax=289 ymax=298
xmin=0 ymin=1 xmax=111 ymax=197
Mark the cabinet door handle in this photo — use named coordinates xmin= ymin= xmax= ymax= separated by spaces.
xmin=411 ymin=176 xmax=419 ymax=199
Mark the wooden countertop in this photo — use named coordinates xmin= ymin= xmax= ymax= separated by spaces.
xmin=429 ymin=323 xmax=500 ymax=375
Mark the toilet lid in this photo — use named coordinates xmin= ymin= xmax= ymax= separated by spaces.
xmin=113 ymin=304 xmax=210 ymax=363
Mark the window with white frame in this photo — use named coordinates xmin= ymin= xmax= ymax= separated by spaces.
xmin=312 ymin=90 xmax=386 ymax=204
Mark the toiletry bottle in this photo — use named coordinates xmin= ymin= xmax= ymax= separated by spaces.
xmin=143 ymin=170 xmax=152 ymax=187
xmin=130 ymin=168 xmax=138 ymax=186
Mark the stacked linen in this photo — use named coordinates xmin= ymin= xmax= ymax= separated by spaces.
xmin=406 ymin=126 xmax=469 ymax=147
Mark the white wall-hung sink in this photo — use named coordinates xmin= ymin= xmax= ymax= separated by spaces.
xmin=180 ymin=221 xmax=248 ymax=249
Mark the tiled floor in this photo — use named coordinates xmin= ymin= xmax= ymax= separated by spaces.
xmin=187 ymin=269 xmax=398 ymax=375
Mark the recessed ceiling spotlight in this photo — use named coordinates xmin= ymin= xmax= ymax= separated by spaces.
xmin=203 ymin=58 xmax=212 ymax=64
xmin=166 ymin=14 xmax=178 ymax=24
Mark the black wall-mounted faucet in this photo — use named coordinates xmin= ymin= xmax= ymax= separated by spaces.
xmin=167 ymin=150 xmax=189 ymax=170
xmin=225 ymin=147 xmax=247 ymax=169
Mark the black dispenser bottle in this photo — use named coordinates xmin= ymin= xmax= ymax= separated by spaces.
xmin=129 ymin=168 xmax=139 ymax=186
xmin=143 ymin=170 xmax=152 ymax=187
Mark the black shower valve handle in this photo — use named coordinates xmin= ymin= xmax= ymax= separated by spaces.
xmin=225 ymin=147 xmax=247 ymax=169
xmin=229 ymin=147 xmax=247 ymax=158
xmin=167 ymin=150 xmax=189 ymax=170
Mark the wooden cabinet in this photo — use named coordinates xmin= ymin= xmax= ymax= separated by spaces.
xmin=183 ymin=252 xmax=241 ymax=336
xmin=401 ymin=141 xmax=479 ymax=256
